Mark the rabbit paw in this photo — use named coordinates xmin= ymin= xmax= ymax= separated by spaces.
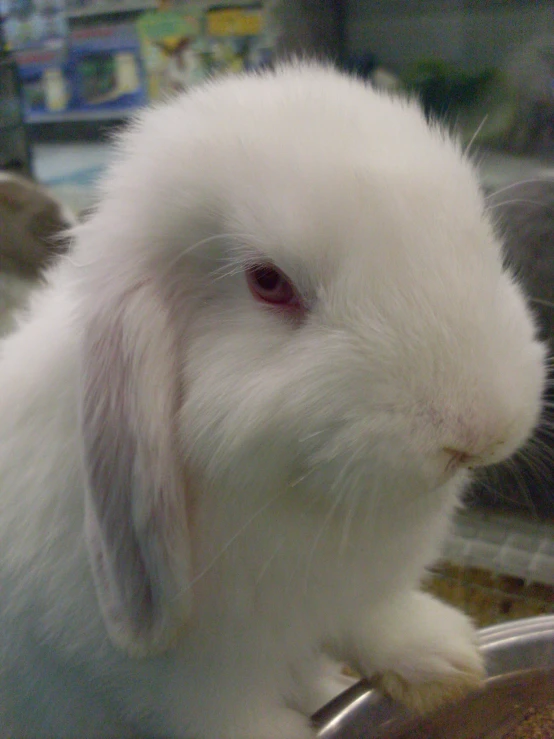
xmin=354 ymin=591 xmax=485 ymax=715
xmin=374 ymin=656 xmax=484 ymax=715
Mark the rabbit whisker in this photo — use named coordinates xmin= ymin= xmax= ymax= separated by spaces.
xmin=503 ymin=456 xmax=539 ymax=518
xmin=338 ymin=467 xmax=365 ymax=560
xmin=164 ymin=232 xmax=262 ymax=274
xmin=486 ymin=198 xmax=553 ymax=211
xmin=211 ymin=265 xmax=245 ymax=282
xmin=303 ymin=453 xmax=360 ymax=594
xmin=530 ymin=297 xmax=554 ymax=310
xmin=255 ymin=537 xmax=288 ymax=586
xmin=484 ymin=177 xmax=553 ymax=200
xmin=255 ymin=484 xmax=324 ymax=587
xmin=183 ymin=463 xmax=324 ymax=595
xmin=464 ymin=115 xmax=488 ymax=156
xmin=180 ymin=486 xmax=291 ymax=596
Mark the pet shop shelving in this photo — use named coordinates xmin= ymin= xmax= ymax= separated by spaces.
xmin=6 ymin=0 xmax=276 ymax=123
xmin=65 ymin=1 xmax=156 ymax=18
xmin=0 ymin=16 xmax=32 ymax=174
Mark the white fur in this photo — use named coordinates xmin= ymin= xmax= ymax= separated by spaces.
xmin=0 ymin=273 xmax=37 ymax=338
xmin=0 ymin=63 xmax=546 ymax=737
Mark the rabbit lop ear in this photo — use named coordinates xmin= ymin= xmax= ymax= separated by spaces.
xmin=81 ymin=276 xmax=193 ymax=656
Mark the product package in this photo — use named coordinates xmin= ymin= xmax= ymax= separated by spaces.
xmin=1 ymin=0 xmax=68 ymax=51
xmin=136 ymin=6 xmax=207 ymax=101
xmin=205 ymin=4 xmax=271 ymax=78
xmin=16 ymin=45 xmax=70 ymax=117
xmin=68 ymin=22 xmax=147 ymax=113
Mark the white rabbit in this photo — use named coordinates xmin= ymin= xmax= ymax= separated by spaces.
xmin=0 ymin=62 xmax=546 ymax=738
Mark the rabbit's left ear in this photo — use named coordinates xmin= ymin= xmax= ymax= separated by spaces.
xmin=81 ymin=275 xmax=193 ymax=656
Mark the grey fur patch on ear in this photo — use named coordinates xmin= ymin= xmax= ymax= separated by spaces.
xmin=81 ymin=280 xmax=192 ymax=655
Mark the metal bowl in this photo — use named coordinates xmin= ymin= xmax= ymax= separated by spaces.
xmin=314 ymin=615 xmax=554 ymax=738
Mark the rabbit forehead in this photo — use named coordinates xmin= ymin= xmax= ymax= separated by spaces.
xmin=94 ymin=62 xmax=476 ymax=247
xmin=220 ymin=164 xmax=490 ymax=276
xmin=86 ymin=63 xmax=496 ymax=308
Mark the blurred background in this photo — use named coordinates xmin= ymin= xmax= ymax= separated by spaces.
xmin=1 ymin=0 xmax=553 ymax=625
xmin=2 ymin=1 xmax=554 ymax=207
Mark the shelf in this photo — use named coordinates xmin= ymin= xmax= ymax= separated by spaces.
xmin=26 ymin=107 xmax=139 ymax=123
xmin=66 ymin=1 xmax=157 ymax=18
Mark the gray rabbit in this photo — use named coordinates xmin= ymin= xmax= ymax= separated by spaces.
xmin=472 ymin=178 xmax=554 ymax=517
xmin=502 ymin=34 xmax=554 ymax=155
xmin=0 ymin=171 xmax=74 ymax=338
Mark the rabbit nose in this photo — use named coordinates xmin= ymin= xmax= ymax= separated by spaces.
xmin=442 ymin=447 xmax=478 ymax=472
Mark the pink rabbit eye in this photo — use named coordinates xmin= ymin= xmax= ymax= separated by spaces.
xmin=246 ymin=264 xmax=301 ymax=309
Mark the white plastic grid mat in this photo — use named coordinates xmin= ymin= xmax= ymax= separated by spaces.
xmin=444 ymin=509 xmax=554 ymax=586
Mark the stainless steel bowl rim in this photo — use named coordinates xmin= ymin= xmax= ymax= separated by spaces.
xmin=315 ymin=614 xmax=554 ymax=737
xmin=478 ymin=614 xmax=554 ymax=650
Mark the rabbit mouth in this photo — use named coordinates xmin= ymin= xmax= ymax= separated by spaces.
xmin=443 ymin=447 xmax=480 ymax=475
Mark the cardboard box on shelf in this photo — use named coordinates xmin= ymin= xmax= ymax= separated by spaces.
xmin=1 ymin=0 xmax=68 ymax=51
xmin=136 ymin=6 xmax=207 ymax=101
xmin=68 ymin=23 xmax=147 ymax=113
xmin=16 ymin=45 xmax=71 ymax=115
xmin=205 ymin=4 xmax=271 ymax=77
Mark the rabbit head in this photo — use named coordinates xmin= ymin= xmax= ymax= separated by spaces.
xmin=0 ymin=172 xmax=75 ymax=338
xmin=75 ymin=64 xmax=546 ymax=656
xmin=0 ymin=171 xmax=74 ymax=279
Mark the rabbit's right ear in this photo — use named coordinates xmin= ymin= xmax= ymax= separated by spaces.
xmin=80 ymin=275 xmax=193 ymax=656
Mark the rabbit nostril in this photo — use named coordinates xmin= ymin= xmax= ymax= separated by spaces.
xmin=442 ymin=447 xmax=475 ymax=470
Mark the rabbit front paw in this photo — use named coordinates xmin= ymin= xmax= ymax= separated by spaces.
xmin=374 ymin=654 xmax=484 ymax=715
xmin=353 ymin=591 xmax=485 ymax=714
